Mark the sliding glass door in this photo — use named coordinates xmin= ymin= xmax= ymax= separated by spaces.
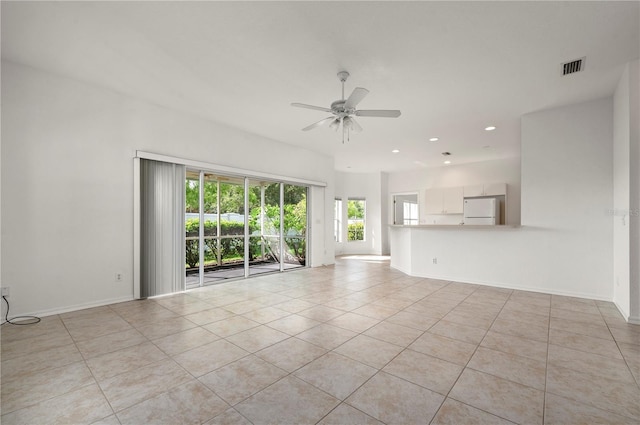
xmin=215 ymin=178 xmax=245 ymax=281
xmin=283 ymin=184 xmax=307 ymax=270
xmin=185 ymin=171 xmax=201 ymax=287
xmin=248 ymin=181 xmax=281 ymax=276
xmin=201 ymin=173 xmax=219 ymax=284
xmin=185 ymin=171 xmax=309 ymax=287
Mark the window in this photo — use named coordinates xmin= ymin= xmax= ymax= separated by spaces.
xmin=347 ymin=198 xmax=366 ymax=241
xmin=403 ymin=201 xmax=419 ymax=225
xmin=334 ymin=198 xmax=342 ymax=242
xmin=393 ymin=193 xmax=419 ymax=225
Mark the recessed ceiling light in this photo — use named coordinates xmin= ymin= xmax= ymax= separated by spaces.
xmin=392 ymin=149 xmax=400 ymax=153
xmin=485 ymin=126 xmax=496 ymax=131
xmin=429 ymin=137 xmax=439 ymax=142
xmin=444 ymin=160 xmax=451 ymax=165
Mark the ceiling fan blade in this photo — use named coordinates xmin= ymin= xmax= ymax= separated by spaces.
xmin=302 ymin=116 xmax=335 ymax=131
xmin=344 ymin=87 xmax=369 ymax=110
xmin=355 ymin=109 xmax=401 ymax=118
xmin=291 ymin=102 xmax=332 ymax=113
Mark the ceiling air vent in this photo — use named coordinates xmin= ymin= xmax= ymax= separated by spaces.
xmin=562 ymin=57 xmax=586 ymax=76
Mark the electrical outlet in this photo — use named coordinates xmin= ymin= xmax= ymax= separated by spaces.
xmin=432 ymin=257 xmax=438 ymax=264
xmin=115 ymin=273 xmax=123 ymax=282
xmin=1 ymin=286 xmax=10 ymax=297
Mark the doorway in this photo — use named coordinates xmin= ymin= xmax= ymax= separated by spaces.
xmin=393 ymin=193 xmax=419 ymax=225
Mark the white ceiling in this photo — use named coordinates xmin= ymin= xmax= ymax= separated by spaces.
xmin=2 ymin=1 xmax=638 ymax=173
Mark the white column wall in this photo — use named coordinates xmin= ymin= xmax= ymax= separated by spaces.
xmin=380 ymin=172 xmax=390 ymax=255
xmin=613 ymin=59 xmax=640 ymax=322
xmin=613 ymin=64 xmax=632 ymax=318
xmin=631 ymin=60 xmax=640 ymax=322
xmin=0 ymin=91 xmax=3 ymax=320
xmin=1 ymin=61 xmax=335 ymax=317
xmin=519 ymin=96 xmax=613 ymax=298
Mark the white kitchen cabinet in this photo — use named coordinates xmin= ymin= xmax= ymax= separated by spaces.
xmin=443 ymin=187 xmax=464 ymax=213
xmin=483 ymin=183 xmax=507 ymax=196
xmin=463 ymin=184 xmax=484 ymax=197
xmin=463 ymin=183 xmax=506 ymax=197
xmin=425 ymin=187 xmax=463 ymax=214
xmin=424 ymin=188 xmax=445 ymax=214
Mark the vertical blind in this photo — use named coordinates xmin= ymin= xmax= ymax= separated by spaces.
xmin=139 ymin=159 xmax=185 ymax=298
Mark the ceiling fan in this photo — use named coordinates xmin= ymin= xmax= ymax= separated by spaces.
xmin=291 ymin=71 xmax=401 ymax=143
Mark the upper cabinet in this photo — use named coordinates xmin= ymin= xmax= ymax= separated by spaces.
xmin=424 ymin=188 xmax=444 ymax=214
xmin=463 ymin=183 xmax=506 ymax=197
xmin=425 ymin=183 xmax=507 ymax=217
xmin=463 ymin=184 xmax=484 ymax=197
xmin=425 ymin=187 xmax=463 ymax=214
xmin=443 ymin=187 xmax=464 ymax=213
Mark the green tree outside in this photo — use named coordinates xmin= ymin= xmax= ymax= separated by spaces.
xmin=347 ymin=199 xmax=365 ymax=241
xmin=348 ymin=199 xmax=365 ymax=219
xmin=185 ymin=180 xmax=308 ymax=268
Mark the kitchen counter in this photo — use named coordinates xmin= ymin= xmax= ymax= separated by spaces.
xmin=388 ymin=224 xmax=524 ymax=279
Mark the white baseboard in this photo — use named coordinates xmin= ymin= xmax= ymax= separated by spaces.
xmin=401 ymin=271 xmax=613 ymax=302
xmin=628 ymin=316 xmax=640 ymax=325
xmin=17 ymin=295 xmax=135 ymax=319
xmin=613 ymin=300 xmax=631 ymax=321
xmin=390 ymin=263 xmax=413 ymax=276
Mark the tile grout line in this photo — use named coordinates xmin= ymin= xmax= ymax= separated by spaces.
xmin=545 ymin=297 xmax=640 ymax=423
xmin=428 ymin=283 xmax=515 ymax=425
xmin=71 ymin=307 xmax=122 ymax=422
xmin=264 ymin=279 xmax=461 ymax=425
xmin=598 ymin=304 xmax=640 ymax=391
xmin=4 ymin=262 xmax=638 ymax=424
xmin=105 ymin=304 xmax=221 ymax=421
xmin=542 ymin=295 xmax=552 ymax=425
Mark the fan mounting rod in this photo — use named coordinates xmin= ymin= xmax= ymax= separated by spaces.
xmin=337 ymin=71 xmax=350 ymax=100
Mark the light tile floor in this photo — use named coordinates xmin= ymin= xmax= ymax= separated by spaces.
xmin=1 ymin=256 xmax=639 ymax=424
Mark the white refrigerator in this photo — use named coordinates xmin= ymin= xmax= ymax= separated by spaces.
xmin=463 ymin=198 xmax=500 ymax=225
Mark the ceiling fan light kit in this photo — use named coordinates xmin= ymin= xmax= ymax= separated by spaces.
xmin=292 ymin=71 xmax=401 ymax=143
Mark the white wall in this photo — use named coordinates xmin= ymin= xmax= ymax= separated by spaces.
xmin=631 ymin=60 xmax=640 ymax=322
xmin=387 ymin=157 xmax=521 ymax=225
xmin=380 ymin=172 xmax=390 ymax=255
xmin=1 ymin=60 xmax=335 ymax=317
xmin=519 ymin=96 xmax=613 ymax=298
xmin=0 ymin=83 xmax=3 ymax=320
xmin=613 ymin=63 xmax=631 ymax=318
xmin=334 ymin=171 xmax=386 ymax=256
xmin=310 ymin=185 xmax=336 ymax=269
xmin=613 ymin=59 xmax=640 ymax=322
xmin=391 ymin=97 xmax=614 ymax=301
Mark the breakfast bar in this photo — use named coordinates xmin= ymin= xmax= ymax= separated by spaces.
xmin=389 ymin=224 xmax=526 ymax=289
